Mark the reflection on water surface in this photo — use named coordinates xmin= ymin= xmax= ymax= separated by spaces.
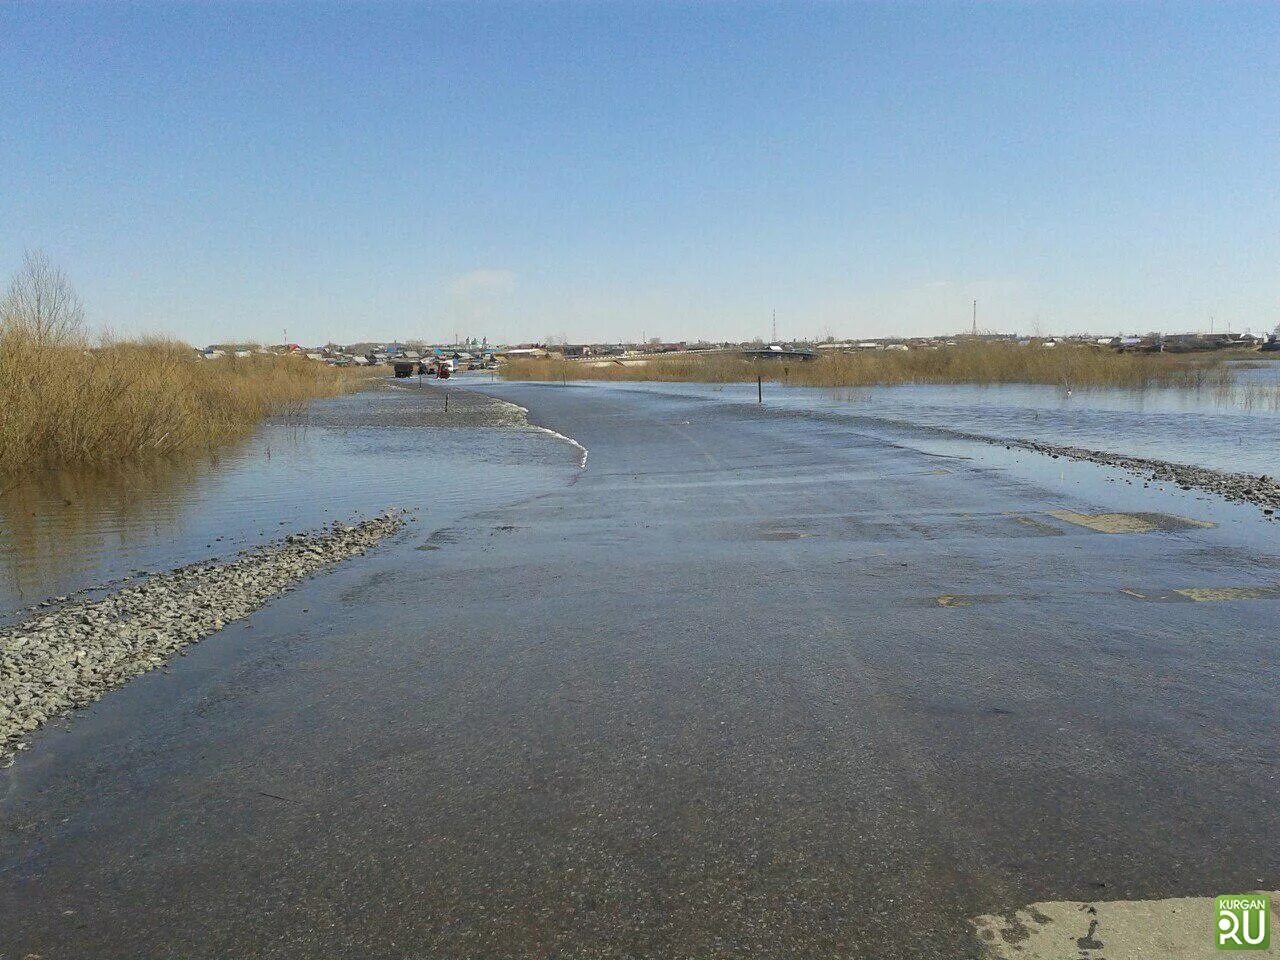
xmin=0 ymin=383 xmax=579 ymax=619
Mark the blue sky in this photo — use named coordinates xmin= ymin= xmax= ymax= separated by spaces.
xmin=2 ymin=1 xmax=1277 ymax=345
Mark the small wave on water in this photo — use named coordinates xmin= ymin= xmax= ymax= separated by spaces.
xmin=507 ymin=402 xmax=589 ymax=468
xmin=529 ymin=426 xmax=589 ymax=468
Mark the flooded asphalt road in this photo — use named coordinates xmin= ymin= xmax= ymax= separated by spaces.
xmin=2 ymin=382 xmax=1278 ymax=958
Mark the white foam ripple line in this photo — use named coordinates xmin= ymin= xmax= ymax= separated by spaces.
xmin=511 ymin=403 xmax=589 ymax=468
xmin=532 ymin=426 xmax=589 ymax=468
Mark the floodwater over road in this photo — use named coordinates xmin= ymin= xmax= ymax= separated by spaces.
xmin=612 ymin=358 xmax=1280 ymax=477
xmin=0 ymin=383 xmax=580 ymax=621
xmin=2 ymin=376 xmax=1279 ymax=958
xmin=6 ymin=368 xmax=1275 ymax=620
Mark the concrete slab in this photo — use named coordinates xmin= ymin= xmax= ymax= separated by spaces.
xmin=1048 ymin=510 xmax=1217 ymax=534
xmin=973 ymin=892 xmax=1279 ymax=959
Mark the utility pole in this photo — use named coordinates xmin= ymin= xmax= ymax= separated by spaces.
xmin=772 ymin=309 xmax=777 ymax=343
xmin=971 ymin=300 xmax=978 ymax=337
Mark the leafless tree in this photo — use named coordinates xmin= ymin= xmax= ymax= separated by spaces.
xmin=1 ymin=250 xmax=85 ymax=344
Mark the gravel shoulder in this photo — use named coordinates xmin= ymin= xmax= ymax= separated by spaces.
xmin=0 ymin=512 xmax=404 ymax=764
xmin=842 ymin=409 xmax=1280 ymax=515
xmin=997 ymin=437 xmax=1280 ymax=514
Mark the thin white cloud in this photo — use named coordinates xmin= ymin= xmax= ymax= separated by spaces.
xmin=449 ymin=269 xmax=515 ymax=300
xmin=446 ymin=268 xmax=516 ymax=334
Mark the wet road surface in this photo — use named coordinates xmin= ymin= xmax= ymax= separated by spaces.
xmin=2 ymin=382 xmax=1278 ymax=958
xmin=0 ymin=383 xmax=570 ymax=621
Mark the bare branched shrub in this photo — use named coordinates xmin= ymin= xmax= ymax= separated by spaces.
xmin=0 ymin=252 xmax=380 ymax=475
xmin=0 ymin=250 xmax=86 ymax=345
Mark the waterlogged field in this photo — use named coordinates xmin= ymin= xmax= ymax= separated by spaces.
xmin=0 ymin=383 xmax=580 ymax=620
xmin=0 ymin=332 xmax=368 ymax=476
xmin=500 ymin=343 xmax=1244 ymax=390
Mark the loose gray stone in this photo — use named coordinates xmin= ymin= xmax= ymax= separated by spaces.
xmin=0 ymin=511 xmax=405 ymax=765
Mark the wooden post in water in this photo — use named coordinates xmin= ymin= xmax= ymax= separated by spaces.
xmin=444 ymin=391 xmax=448 ymax=414
xmin=757 ymin=374 xmax=763 ymax=403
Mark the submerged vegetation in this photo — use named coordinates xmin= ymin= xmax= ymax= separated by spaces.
xmin=500 ymin=342 xmax=1235 ymax=391
xmin=0 ymin=252 xmax=364 ymax=478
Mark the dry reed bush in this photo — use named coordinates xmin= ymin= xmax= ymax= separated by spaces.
xmin=792 ymin=343 xmax=1228 ymax=389
xmin=0 ymin=330 xmax=365 ymax=477
xmin=500 ymin=354 xmax=759 ymax=383
xmin=501 ymin=343 xmax=1232 ymax=391
xmin=0 ymin=251 xmax=368 ymax=476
